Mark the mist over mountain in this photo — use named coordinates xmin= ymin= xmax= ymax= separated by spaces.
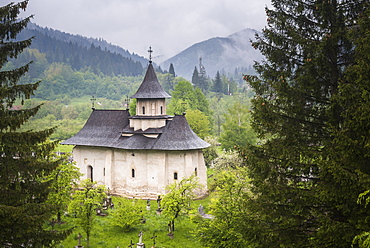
xmin=160 ymin=28 xmax=263 ymax=80
xmin=20 ymin=23 xmax=262 ymax=81
xmin=26 ymin=23 xmax=149 ymax=66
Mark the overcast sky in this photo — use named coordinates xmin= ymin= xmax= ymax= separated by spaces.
xmin=15 ymin=0 xmax=270 ymax=61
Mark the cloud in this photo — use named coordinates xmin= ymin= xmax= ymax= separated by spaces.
xmin=11 ymin=0 xmax=271 ymax=60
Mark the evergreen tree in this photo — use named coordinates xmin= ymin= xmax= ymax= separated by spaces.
xmin=191 ymin=66 xmax=200 ymax=88
xmin=241 ymin=0 xmax=370 ymax=247
xmin=212 ymin=71 xmax=223 ymax=93
xmin=198 ymin=57 xmax=210 ymax=92
xmin=168 ymin=63 xmax=175 ymax=77
xmin=0 ymin=1 xmax=70 ymax=246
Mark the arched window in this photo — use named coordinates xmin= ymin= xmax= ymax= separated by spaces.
xmin=194 ymin=167 xmax=198 ymax=176
xmin=87 ymin=165 xmax=93 ymax=181
xmin=132 ymin=168 xmax=135 ymax=178
xmin=142 ymin=106 xmax=145 ymax=115
xmin=160 ymin=106 xmax=163 ymax=115
xmin=174 ymin=172 xmax=178 ymax=180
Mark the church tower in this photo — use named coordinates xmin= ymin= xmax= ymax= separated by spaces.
xmin=128 ymin=60 xmax=171 ymax=133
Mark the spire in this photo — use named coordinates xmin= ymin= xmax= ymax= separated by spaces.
xmin=148 ymin=46 xmax=153 ymax=64
xmin=130 ymin=63 xmax=171 ymax=99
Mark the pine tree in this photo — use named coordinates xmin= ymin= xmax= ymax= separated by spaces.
xmin=168 ymin=63 xmax=175 ymax=77
xmin=0 ymin=1 xmax=69 ymax=246
xmin=212 ymin=71 xmax=223 ymax=93
xmin=191 ymin=66 xmax=200 ymax=88
xmin=242 ymin=0 xmax=370 ymax=247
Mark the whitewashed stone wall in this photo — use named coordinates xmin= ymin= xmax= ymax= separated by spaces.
xmin=72 ymin=146 xmax=208 ymax=199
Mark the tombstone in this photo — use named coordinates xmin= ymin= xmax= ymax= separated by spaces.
xmin=137 ymin=231 xmax=144 ymax=248
xmin=146 ymin=198 xmax=151 ymax=211
xmin=156 ymin=195 xmax=162 ymax=214
xmin=128 ymin=240 xmax=134 ymax=248
xmin=96 ymin=208 xmax=107 ymax=217
xmin=198 ymin=204 xmax=214 ymax=219
xmin=151 ymin=233 xmax=157 ymax=248
xmin=102 ymin=198 xmax=108 ymax=210
xmin=74 ymin=233 xmax=84 ymax=248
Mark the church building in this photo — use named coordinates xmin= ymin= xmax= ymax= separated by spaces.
xmin=62 ymin=59 xmax=210 ymax=198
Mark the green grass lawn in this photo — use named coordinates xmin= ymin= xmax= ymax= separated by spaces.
xmin=54 ymin=143 xmax=74 ymax=153
xmin=55 ymin=197 xmax=210 ymax=248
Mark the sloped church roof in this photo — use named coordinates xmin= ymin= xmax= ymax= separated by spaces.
xmin=131 ymin=63 xmax=171 ymax=99
xmin=62 ymin=62 xmax=209 ymax=150
xmin=62 ymin=110 xmax=209 ymax=150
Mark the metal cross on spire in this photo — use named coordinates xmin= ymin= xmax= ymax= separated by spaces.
xmin=148 ymin=46 xmax=153 ymax=63
xmin=90 ymin=95 xmax=96 ymax=110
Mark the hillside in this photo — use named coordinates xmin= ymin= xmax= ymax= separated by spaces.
xmin=16 ymin=23 xmax=145 ymax=77
xmin=161 ymin=28 xmax=263 ymax=80
xmin=27 ymin=23 xmax=149 ymax=66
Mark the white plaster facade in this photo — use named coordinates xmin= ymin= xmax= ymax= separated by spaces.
xmin=73 ymin=146 xmax=207 ymax=198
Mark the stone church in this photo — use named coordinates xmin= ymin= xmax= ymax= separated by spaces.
xmin=62 ymin=61 xmax=210 ymax=198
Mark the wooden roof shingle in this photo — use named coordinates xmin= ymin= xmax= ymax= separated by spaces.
xmin=130 ymin=63 xmax=171 ymax=99
xmin=61 ymin=110 xmax=129 ymax=147
xmin=62 ymin=111 xmax=210 ymax=150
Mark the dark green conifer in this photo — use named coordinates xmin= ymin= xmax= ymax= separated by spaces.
xmin=0 ymin=1 xmax=69 ymax=246
xmin=212 ymin=71 xmax=222 ymax=93
xmin=242 ymin=0 xmax=370 ymax=247
xmin=169 ymin=63 xmax=175 ymax=77
xmin=191 ymin=66 xmax=200 ymax=88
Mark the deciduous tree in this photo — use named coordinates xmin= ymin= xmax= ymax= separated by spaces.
xmin=46 ymin=157 xmax=81 ymax=223
xmin=162 ymin=175 xmax=200 ymax=234
xmin=68 ymin=179 xmax=106 ymax=247
xmin=219 ymin=100 xmax=256 ymax=151
xmin=110 ymin=198 xmax=143 ymax=231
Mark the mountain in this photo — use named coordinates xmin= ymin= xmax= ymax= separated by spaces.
xmin=161 ymin=28 xmax=263 ymax=80
xmin=15 ymin=23 xmax=146 ymax=77
xmin=27 ymin=23 xmax=149 ymax=66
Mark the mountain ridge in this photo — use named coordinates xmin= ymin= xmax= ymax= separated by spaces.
xmin=161 ymin=28 xmax=263 ymax=80
xmin=26 ymin=23 xmax=149 ymax=67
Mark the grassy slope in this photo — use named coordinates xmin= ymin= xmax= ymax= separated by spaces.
xmin=56 ymin=197 xmax=210 ymax=248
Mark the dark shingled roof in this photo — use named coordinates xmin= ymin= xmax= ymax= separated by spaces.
xmin=130 ymin=63 xmax=171 ymax=99
xmin=62 ymin=111 xmax=210 ymax=150
xmin=153 ymin=114 xmax=210 ymax=150
xmin=61 ymin=110 xmax=129 ymax=147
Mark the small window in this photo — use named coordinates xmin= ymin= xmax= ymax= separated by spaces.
xmin=87 ymin=165 xmax=93 ymax=181
xmin=142 ymin=106 xmax=145 ymax=115
xmin=160 ymin=106 xmax=163 ymax=115
xmin=174 ymin=172 xmax=178 ymax=180
xmin=132 ymin=168 xmax=135 ymax=178
xmin=103 ymin=168 xmax=105 ymax=176
xmin=195 ymin=167 xmax=198 ymax=176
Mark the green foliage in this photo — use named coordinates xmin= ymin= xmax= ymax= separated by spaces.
xmin=46 ymin=157 xmax=82 ymax=223
xmin=219 ymin=100 xmax=256 ymax=151
xmin=0 ymin=1 xmax=70 ymax=246
xmin=240 ymin=1 xmax=370 ymax=247
xmin=167 ymin=80 xmax=213 ymax=137
xmin=211 ymin=150 xmax=244 ymax=172
xmin=212 ymin=71 xmax=223 ymax=93
xmin=162 ymin=175 xmax=200 ymax=234
xmin=169 ymin=63 xmax=176 ymax=77
xmin=57 ymin=197 xmax=210 ymax=248
xmin=68 ymin=179 xmax=107 ymax=247
xmin=110 ymin=198 xmax=143 ymax=231
xmin=202 ymin=136 xmax=219 ymax=167
xmin=195 ymin=167 xmax=256 ymax=248
xmin=185 ymin=109 xmax=211 ymax=139
xmin=17 ymin=28 xmax=144 ymax=77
